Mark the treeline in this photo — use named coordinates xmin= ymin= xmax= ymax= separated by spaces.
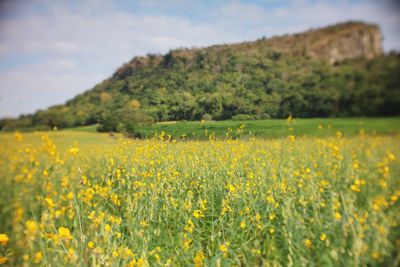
xmin=1 ymin=46 xmax=399 ymax=132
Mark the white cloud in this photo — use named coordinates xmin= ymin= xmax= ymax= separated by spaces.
xmin=0 ymin=59 xmax=104 ymax=117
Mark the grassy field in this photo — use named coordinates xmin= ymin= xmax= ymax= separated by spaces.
xmin=0 ymin=122 xmax=399 ymax=266
xmin=119 ymin=117 xmax=400 ymax=139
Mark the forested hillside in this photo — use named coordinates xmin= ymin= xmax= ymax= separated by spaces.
xmin=2 ymin=21 xmax=399 ymax=132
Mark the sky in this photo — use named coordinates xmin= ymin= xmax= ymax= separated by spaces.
xmin=0 ymin=0 xmax=399 ymax=118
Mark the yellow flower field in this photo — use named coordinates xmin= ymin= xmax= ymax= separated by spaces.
xmin=0 ymin=131 xmax=399 ymax=266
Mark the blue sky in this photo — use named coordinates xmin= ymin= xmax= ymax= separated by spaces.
xmin=0 ymin=0 xmax=399 ymax=118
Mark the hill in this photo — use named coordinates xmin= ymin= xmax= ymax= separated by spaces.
xmin=1 ymin=21 xmax=399 ymax=133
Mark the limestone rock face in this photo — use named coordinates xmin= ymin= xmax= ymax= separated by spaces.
xmin=264 ymin=21 xmax=382 ymax=64
xmin=308 ymin=23 xmax=382 ymax=64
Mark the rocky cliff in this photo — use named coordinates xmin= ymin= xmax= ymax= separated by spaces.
xmin=264 ymin=21 xmax=382 ymax=64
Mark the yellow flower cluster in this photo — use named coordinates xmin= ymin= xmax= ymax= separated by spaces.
xmin=0 ymin=130 xmax=398 ymax=265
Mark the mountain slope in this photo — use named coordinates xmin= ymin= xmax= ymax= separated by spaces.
xmin=2 ymin=21 xmax=399 ymax=132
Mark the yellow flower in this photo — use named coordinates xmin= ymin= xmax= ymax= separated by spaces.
xmin=193 ymin=251 xmax=205 ymax=267
xmin=184 ymin=219 xmax=194 ymax=233
xmin=14 ymin=132 xmax=22 ymax=141
xmin=67 ymin=192 xmax=74 ymax=200
xmin=226 ymin=183 xmax=236 ymax=193
xmin=240 ymin=220 xmax=246 ymax=229
xmin=104 ymin=224 xmax=111 ymax=232
xmin=44 ymin=198 xmax=55 ymax=208
xmin=269 ymin=213 xmax=276 ymax=221
xmin=58 ymin=227 xmax=73 ymax=240
xmin=0 ymin=257 xmax=8 ymax=264
xmin=182 ymin=236 xmax=192 ymax=251
xmin=351 ymin=184 xmax=360 ymax=192
xmin=139 ymin=220 xmax=149 ymax=228
xmin=371 ymin=251 xmax=380 ymax=260
xmin=219 ymin=242 xmax=230 ymax=256
xmin=33 ymin=251 xmax=43 ymax=263
xmin=193 ymin=210 xmax=204 ymax=219
xmin=25 ymin=220 xmax=37 ymax=237
xmin=304 ymin=239 xmax=312 ymax=248
xmin=320 ymin=233 xmax=327 ymax=241
xmin=335 ymin=212 xmax=342 ymax=221
xmin=88 ymin=241 xmax=94 ymax=249
xmin=0 ymin=234 xmax=9 ymax=245
xmin=69 ymin=147 xmax=79 ymax=157
xmin=67 ymin=248 xmax=75 ymax=259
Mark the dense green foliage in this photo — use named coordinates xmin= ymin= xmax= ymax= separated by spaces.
xmin=1 ymin=22 xmax=399 ymax=132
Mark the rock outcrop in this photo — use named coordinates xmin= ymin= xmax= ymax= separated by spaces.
xmin=265 ymin=21 xmax=382 ymax=64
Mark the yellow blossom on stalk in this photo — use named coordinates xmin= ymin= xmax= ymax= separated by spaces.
xmin=372 ymin=196 xmax=389 ymax=211
xmin=320 ymin=233 xmax=327 ymax=241
xmin=266 ymin=195 xmax=275 ymax=204
xmin=193 ymin=251 xmax=205 ymax=267
xmin=288 ymin=135 xmax=295 ymax=142
xmin=139 ymin=220 xmax=149 ymax=228
xmin=287 ymin=115 xmax=293 ymax=124
xmin=69 ymin=147 xmax=79 ymax=157
xmin=67 ymin=192 xmax=74 ymax=200
xmin=58 ymin=227 xmax=73 ymax=240
xmin=184 ymin=219 xmax=194 ymax=233
xmin=226 ymin=183 xmax=236 ymax=193
xmin=0 ymin=234 xmax=9 ymax=245
xmin=193 ymin=210 xmax=204 ymax=219
xmin=335 ymin=212 xmax=342 ymax=221
xmin=67 ymin=248 xmax=75 ymax=259
xmin=0 ymin=257 xmax=8 ymax=264
xmin=182 ymin=237 xmax=192 ymax=251
xmin=371 ymin=251 xmax=380 ymax=260
xmin=44 ymin=197 xmax=55 ymax=208
xmin=25 ymin=220 xmax=37 ymax=237
xmin=269 ymin=213 xmax=276 ymax=221
xmin=219 ymin=242 xmax=230 ymax=257
xmin=304 ymin=239 xmax=312 ymax=248
xmin=55 ymin=210 xmax=62 ymax=218
xmin=110 ymin=193 xmax=121 ymax=206
xmin=88 ymin=241 xmax=94 ymax=249
xmin=33 ymin=251 xmax=43 ymax=263
xmin=104 ymin=224 xmax=111 ymax=232
xmin=14 ymin=131 xmax=22 ymax=141
xmin=240 ymin=220 xmax=246 ymax=229
xmin=23 ymin=254 xmax=29 ymax=262
xmin=351 ymin=184 xmax=360 ymax=192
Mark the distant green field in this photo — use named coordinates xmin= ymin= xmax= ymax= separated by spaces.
xmin=103 ymin=117 xmax=400 ymax=139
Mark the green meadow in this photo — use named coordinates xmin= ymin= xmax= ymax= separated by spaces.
xmin=99 ymin=117 xmax=400 ymax=140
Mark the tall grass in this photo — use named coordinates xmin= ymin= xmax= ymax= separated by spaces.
xmin=0 ymin=130 xmax=399 ymax=266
